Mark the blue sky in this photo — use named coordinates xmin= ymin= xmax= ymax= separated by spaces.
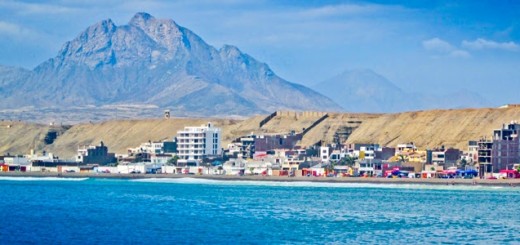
xmin=0 ymin=0 xmax=518 ymax=106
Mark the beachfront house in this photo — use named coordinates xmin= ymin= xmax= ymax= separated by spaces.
xmin=2 ymin=156 xmax=30 ymax=172
xmin=223 ymin=159 xmax=246 ymax=175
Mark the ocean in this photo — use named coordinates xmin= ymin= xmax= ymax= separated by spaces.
xmin=0 ymin=177 xmax=519 ymax=244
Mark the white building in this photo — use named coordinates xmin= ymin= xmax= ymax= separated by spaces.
xmin=396 ymin=143 xmax=417 ymax=154
xmin=431 ymin=150 xmax=446 ymax=165
xmin=151 ymin=154 xmax=173 ymax=165
xmin=320 ymin=147 xmax=330 ymax=162
xmin=177 ymin=122 xmax=221 ymax=165
xmin=128 ymin=141 xmax=156 ymax=154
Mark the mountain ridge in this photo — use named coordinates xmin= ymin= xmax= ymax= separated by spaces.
xmin=0 ymin=12 xmax=342 ymax=117
xmin=313 ymin=69 xmax=490 ymax=113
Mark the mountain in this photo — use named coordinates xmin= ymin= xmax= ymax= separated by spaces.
xmin=312 ymin=69 xmax=415 ymax=112
xmin=313 ymin=69 xmax=490 ymax=113
xmin=0 ymin=13 xmax=341 ymax=117
xmin=0 ymin=65 xmax=31 ymax=94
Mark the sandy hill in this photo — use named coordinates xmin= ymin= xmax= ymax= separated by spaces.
xmin=1 ymin=107 xmax=520 ymax=159
xmin=346 ymin=107 xmax=520 ymax=150
xmin=0 ymin=121 xmax=69 ymax=156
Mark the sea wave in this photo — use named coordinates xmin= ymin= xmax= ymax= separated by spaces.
xmin=130 ymin=177 xmax=518 ymax=192
xmin=0 ymin=177 xmax=89 ymax=182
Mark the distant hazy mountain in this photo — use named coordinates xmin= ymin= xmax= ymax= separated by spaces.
xmin=313 ymin=69 xmax=490 ymax=113
xmin=0 ymin=13 xmax=341 ymax=117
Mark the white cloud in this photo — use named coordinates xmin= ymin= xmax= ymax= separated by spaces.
xmin=0 ymin=0 xmax=79 ymax=15
xmin=449 ymin=50 xmax=470 ymax=58
xmin=0 ymin=21 xmax=35 ymax=38
xmin=422 ymin=38 xmax=454 ymax=52
xmin=462 ymin=38 xmax=519 ymax=51
xmin=422 ymin=37 xmax=470 ymax=58
xmin=298 ymin=4 xmax=384 ymax=18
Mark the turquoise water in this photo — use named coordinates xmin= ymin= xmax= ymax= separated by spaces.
xmin=0 ymin=177 xmax=519 ymax=244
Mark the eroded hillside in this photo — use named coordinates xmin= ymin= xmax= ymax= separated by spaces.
xmin=2 ymin=107 xmax=520 ymax=159
xmin=0 ymin=121 xmax=69 ymax=155
xmin=346 ymin=107 xmax=520 ymax=150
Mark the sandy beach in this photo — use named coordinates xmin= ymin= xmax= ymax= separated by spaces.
xmin=1 ymin=171 xmax=520 ymax=187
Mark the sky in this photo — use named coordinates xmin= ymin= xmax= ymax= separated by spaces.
xmin=0 ymin=0 xmax=519 ymax=106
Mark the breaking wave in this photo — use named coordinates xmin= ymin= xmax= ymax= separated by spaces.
xmin=0 ymin=177 xmax=89 ymax=182
xmin=130 ymin=177 xmax=518 ymax=192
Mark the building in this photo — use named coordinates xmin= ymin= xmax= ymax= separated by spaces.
xmin=396 ymin=143 xmax=417 ymax=154
xmin=445 ymin=148 xmax=461 ymax=165
xmin=254 ymin=133 xmax=302 ymax=152
xmin=491 ymin=122 xmax=520 ymax=172
xmin=463 ymin=141 xmax=479 ymax=164
xmin=478 ymin=138 xmax=493 ymax=177
xmin=2 ymin=156 xmax=30 ymax=172
xmin=76 ymin=141 xmax=116 ymax=165
xmin=357 ymin=159 xmax=383 ymax=176
xmin=177 ymin=122 xmax=221 ymax=166
xmin=427 ymin=147 xmax=461 ymax=166
xmin=228 ymin=134 xmax=257 ymax=159
xmin=319 ymin=146 xmax=330 ymax=162
xmin=345 ymin=143 xmax=380 ymax=151
xmin=377 ymin=147 xmax=396 ymax=161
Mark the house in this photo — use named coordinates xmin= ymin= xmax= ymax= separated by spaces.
xmin=77 ymin=141 xmax=116 ymax=165
xmin=357 ymin=159 xmax=382 ymax=177
xmin=117 ymin=163 xmax=162 ymax=174
xmin=31 ymin=160 xmax=80 ymax=173
xmin=151 ymin=154 xmax=175 ymax=165
xmin=396 ymin=143 xmax=417 ymax=154
xmin=2 ymin=156 xmax=30 ymax=172
xmin=223 ymin=159 xmax=246 ymax=175
xmin=245 ymin=160 xmax=272 ymax=175
xmin=129 ymin=140 xmax=178 ymax=155
xmin=95 ymin=166 xmax=118 ymax=173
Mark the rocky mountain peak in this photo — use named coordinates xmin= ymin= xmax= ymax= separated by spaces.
xmin=55 ymin=18 xmax=118 ymax=66
xmin=129 ymin=12 xmax=155 ymax=24
xmin=128 ymin=12 xmax=182 ymax=48
xmin=0 ymin=13 xmax=342 ymax=116
xmin=84 ymin=19 xmax=117 ymax=39
xmin=129 ymin=12 xmax=157 ymax=30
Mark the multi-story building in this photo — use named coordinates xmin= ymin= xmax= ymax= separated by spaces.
xmin=76 ymin=141 xmax=116 ymax=165
xmin=478 ymin=138 xmax=493 ymax=177
xmin=491 ymin=122 xmax=520 ymax=171
xmin=177 ymin=123 xmax=221 ymax=166
xmin=463 ymin=140 xmax=479 ymax=164
xmin=254 ymin=133 xmax=302 ymax=152
xmin=427 ymin=147 xmax=461 ymax=166
xmin=229 ymin=134 xmax=256 ymax=159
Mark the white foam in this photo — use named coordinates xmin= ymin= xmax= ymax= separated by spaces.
xmin=0 ymin=177 xmax=89 ymax=181
xmin=130 ymin=177 xmax=519 ymax=192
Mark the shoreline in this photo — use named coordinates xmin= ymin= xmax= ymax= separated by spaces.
xmin=1 ymin=172 xmax=520 ymax=187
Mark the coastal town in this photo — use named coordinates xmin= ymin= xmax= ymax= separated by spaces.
xmin=1 ymin=111 xmax=520 ymax=181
